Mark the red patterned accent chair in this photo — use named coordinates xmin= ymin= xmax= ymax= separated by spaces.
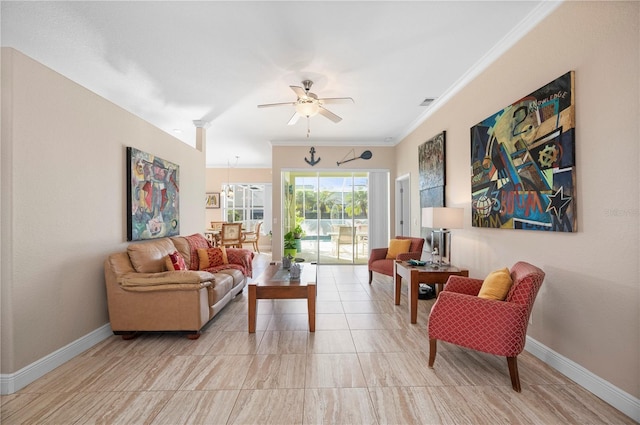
xmin=368 ymin=236 xmax=425 ymax=284
xmin=428 ymin=261 xmax=545 ymax=392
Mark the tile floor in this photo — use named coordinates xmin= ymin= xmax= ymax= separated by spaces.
xmin=0 ymin=253 xmax=635 ymax=424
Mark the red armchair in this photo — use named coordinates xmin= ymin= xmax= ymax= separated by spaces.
xmin=428 ymin=261 xmax=545 ymax=392
xmin=368 ymin=236 xmax=425 ymax=284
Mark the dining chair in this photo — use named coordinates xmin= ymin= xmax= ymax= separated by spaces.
xmin=242 ymin=221 xmax=262 ymax=253
xmin=210 ymin=221 xmax=224 ymax=231
xmin=207 ymin=221 xmax=225 ymax=246
xmin=220 ymin=223 xmax=243 ymax=248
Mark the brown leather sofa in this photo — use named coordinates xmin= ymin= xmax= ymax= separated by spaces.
xmin=368 ymin=236 xmax=425 ymax=284
xmin=104 ymin=233 xmax=253 ymax=339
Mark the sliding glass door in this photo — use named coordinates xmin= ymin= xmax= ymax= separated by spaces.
xmin=283 ymin=171 xmax=369 ymax=264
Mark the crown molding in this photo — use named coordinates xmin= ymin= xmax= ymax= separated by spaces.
xmin=396 ymin=1 xmax=564 ymax=144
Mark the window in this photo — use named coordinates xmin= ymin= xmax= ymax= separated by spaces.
xmin=222 ymin=184 xmax=270 ymax=233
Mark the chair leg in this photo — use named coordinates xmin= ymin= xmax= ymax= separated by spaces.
xmin=368 ymin=270 xmax=373 ymax=284
xmin=428 ymin=339 xmax=437 ymax=367
xmin=507 ymin=356 xmax=521 ymax=392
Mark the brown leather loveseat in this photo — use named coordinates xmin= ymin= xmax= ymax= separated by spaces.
xmin=104 ymin=233 xmax=253 ymax=339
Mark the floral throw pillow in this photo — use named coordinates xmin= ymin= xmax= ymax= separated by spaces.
xmin=165 ymin=251 xmax=187 ymax=271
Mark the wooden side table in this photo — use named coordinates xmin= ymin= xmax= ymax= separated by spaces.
xmin=394 ymin=260 xmax=469 ymax=324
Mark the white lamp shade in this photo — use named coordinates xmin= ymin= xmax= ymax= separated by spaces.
xmin=422 ymin=207 xmax=464 ymax=229
xmin=295 ymin=100 xmax=320 ymax=117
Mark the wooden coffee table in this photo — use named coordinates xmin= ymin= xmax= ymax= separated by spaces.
xmin=248 ymin=262 xmax=318 ymax=333
xmin=394 ymin=260 xmax=469 ymax=324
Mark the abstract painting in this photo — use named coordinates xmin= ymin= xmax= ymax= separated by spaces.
xmin=419 ymin=131 xmax=446 ymax=244
xmin=470 ymin=71 xmax=576 ymax=232
xmin=418 ymin=131 xmax=446 ymax=191
xmin=127 ymin=147 xmax=180 ymax=241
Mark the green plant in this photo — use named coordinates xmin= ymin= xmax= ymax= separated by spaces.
xmin=292 ymin=224 xmax=304 ymax=239
xmin=283 ymin=231 xmax=297 ymax=249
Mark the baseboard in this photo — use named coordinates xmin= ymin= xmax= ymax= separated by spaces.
xmin=0 ymin=323 xmax=112 ymax=395
xmin=526 ymin=336 xmax=640 ymax=422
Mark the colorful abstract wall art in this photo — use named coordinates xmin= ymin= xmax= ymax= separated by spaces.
xmin=470 ymin=71 xmax=576 ymax=232
xmin=127 ymin=147 xmax=180 ymax=241
xmin=419 ymin=131 xmax=446 ymax=192
xmin=419 ymin=131 xmax=446 ymax=243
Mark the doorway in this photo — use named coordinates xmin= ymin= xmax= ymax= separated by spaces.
xmin=395 ymin=174 xmax=411 ymax=236
xmin=283 ymin=171 xmax=369 ymax=264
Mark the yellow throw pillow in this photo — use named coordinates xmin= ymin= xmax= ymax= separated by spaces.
xmin=197 ymin=247 xmax=228 ymax=270
xmin=478 ymin=267 xmax=513 ymax=300
xmin=386 ymin=239 xmax=412 ymax=259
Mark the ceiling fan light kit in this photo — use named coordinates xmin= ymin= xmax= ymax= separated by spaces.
xmin=295 ymin=99 xmax=320 ymax=117
xmin=258 ymin=80 xmax=353 ymax=137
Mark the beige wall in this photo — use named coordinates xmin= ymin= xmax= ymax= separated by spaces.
xmin=396 ymin=2 xmax=639 ymax=397
xmin=270 ymin=145 xmax=396 ymax=258
xmin=0 ymin=48 xmax=206 ymax=374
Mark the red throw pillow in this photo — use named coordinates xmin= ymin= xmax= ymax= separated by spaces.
xmin=165 ymin=251 xmax=187 ymax=271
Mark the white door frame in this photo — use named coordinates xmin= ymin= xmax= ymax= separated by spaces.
xmin=395 ymin=173 xmax=411 ymax=236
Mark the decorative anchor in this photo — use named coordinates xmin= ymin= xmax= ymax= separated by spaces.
xmin=305 ymin=147 xmax=321 ymax=166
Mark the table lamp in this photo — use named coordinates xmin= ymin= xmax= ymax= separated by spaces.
xmin=422 ymin=207 xmax=464 ymax=268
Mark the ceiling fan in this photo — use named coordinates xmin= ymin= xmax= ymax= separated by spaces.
xmin=258 ymin=80 xmax=354 ymax=127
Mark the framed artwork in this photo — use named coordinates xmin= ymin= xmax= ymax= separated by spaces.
xmin=418 ymin=131 xmax=446 ymax=191
xmin=126 ymin=147 xmax=180 ymax=241
xmin=470 ymin=71 xmax=576 ymax=232
xmin=206 ymin=192 xmax=220 ymax=209
xmin=418 ymin=131 xmax=446 ymax=248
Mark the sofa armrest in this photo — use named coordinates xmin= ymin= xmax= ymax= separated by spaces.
xmin=119 ymin=270 xmax=216 ymax=287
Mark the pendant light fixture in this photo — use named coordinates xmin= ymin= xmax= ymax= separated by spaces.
xmin=224 ymin=156 xmax=239 ymax=199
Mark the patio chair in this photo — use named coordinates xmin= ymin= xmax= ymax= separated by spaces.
xmin=332 ymin=225 xmax=354 ymax=259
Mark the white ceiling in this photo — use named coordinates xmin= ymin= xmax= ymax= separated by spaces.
xmin=1 ymin=1 xmax=554 ymax=168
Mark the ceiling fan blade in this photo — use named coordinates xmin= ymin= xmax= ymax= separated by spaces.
xmin=290 ymin=85 xmax=306 ymax=98
xmin=318 ymin=106 xmax=342 ymax=123
xmin=318 ymin=97 xmax=355 ymax=104
xmin=257 ymin=102 xmax=295 ymax=108
xmin=287 ymin=112 xmax=302 ymax=126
